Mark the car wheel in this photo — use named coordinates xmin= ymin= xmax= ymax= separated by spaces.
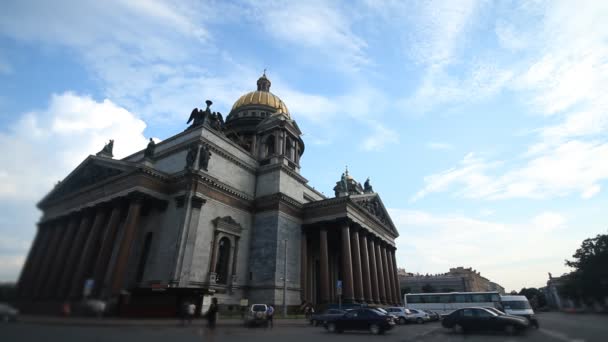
xmin=369 ymin=324 xmax=381 ymax=335
xmin=416 ymin=317 xmax=424 ymax=324
xmin=399 ymin=317 xmax=407 ymax=325
xmin=452 ymin=323 xmax=464 ymax=334
xmin=504 ymin=325 xmax=516 ymax=335
xmin=327 ymin=323 xmax=337 ymax=333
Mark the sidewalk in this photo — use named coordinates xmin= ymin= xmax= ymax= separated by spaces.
xmin=19 ymin=315 xmax=309 ymax=328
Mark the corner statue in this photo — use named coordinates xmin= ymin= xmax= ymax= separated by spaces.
xmin=96 ymin=139 xmax=114 ymax=158
xmin=364 ymin=177 xmax=374 ymax=193
xmin=144 ymin=138 xmax=156 ymax=159
xmin=186 ymin=100 xmax=213 ymax=129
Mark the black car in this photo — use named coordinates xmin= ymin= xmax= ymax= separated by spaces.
xmin=442 ymin=307 xmax=529 ymax=334
xmin=484 ymin=306 xmax=539 ymax=329
xmin=324 ymin=308 xmax=396 ymax=335
xmin=309 ymin=309 xmax=346 ymax=326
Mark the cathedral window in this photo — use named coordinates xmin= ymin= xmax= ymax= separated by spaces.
xmin=136 ymin=232 xmax=153 ymax=284
xmin=266 ymin=135 xmax=275 ymax=156
xmin=215 ymin=237 xmax=231 ymax=284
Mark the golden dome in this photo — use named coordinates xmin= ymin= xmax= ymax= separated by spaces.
xmin=230 ymin=90 xmax=290 ymax=117
xmin=229 ymin=72 xmax=290 ymax=118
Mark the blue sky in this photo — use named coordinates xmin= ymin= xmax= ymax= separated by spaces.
xmin=1 ymin=0 xmax=607 ymax=292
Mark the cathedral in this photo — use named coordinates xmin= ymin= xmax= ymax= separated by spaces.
xmin=17 ymin=73 xmax=402 ymax=316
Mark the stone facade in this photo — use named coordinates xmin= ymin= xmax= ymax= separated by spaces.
xmin=16 ymin=74 xmax=401 ymax=316
xmin=399 ymin=267 xmax=504 ymax=294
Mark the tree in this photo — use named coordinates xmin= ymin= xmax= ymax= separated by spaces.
xmin=401 ymin=286 xmax=412 ymax=296
xmin=421 ymin=284 xmax=436 ymax=293
xmin=441 ymin=288 xmax=455 ymax=293
xmin=518 ymin=287 xmax=547 ymax=309
xmin=564 ymin=233 xmax=608 ymax=300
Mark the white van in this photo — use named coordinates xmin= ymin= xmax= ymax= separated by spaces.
xmin=500 ymin=295 xmax=538 ymax=328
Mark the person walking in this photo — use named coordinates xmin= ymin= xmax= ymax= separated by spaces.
xmin=187 ymin=301 xmax=196 ymax=325
xmin=266 ymin=304 xmax=275 ymax=328
xmin=205 ymin=297 xmax=219 ymax=329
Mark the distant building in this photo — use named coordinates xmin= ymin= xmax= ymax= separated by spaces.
xmin=399 ymin=266 xmax=503 ymax=294
xmin=542 ymin=272 xmax=573 ymax=310
xmin=489 ymin=282 xmax=506 ymax=295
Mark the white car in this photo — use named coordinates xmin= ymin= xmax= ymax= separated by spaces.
xmin=0 ymin=303 xmax=19 ymax=322
xmin=404 ymin=308 xmax=430 ymax=324
xmin=244 ymin=304 xmax=269 ymax=327
xmin=386 ymin=307 xmax=410 ymax=325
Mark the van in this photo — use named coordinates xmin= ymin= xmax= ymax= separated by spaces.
xmin=500 ymin=295 xmax=539 ymax=328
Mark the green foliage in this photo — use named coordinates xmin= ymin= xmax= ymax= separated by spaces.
xmin=441 ymin=288 xmax=455 ymax=292
xmin=518 ymin=287 xmax=547 ymax=308
xmin=564 ymin=233 xmax=608 ymax=300
xmin=401 ymin=286 xmax=412 ymax=295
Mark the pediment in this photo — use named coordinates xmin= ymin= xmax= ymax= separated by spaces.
xmin=40 ymin=156 xmax=133 ymax=205
xmin=213 ymin=216 xmax=243 ymax=236
xmin=350 ymin=194 xmax=398 ymax=236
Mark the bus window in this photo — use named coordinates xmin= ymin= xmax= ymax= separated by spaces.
xmin=407 ymin=295 xmax=421 ymax=304
xmin=439 ymin=294 xmax=451 ymax=303
xmin=454 ymin=294 xmax=468 ymax=303
xmin=491 ymin=294 xmax=500 ymax=302
xmin=472 ymin=294 xmax=490 ymax=302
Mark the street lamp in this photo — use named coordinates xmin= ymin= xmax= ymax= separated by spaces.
xmin=282 ymin=239 xmax=288 ymax=318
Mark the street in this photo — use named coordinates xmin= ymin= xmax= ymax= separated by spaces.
xmin=0 ymin=313 xmax=606 ymax=342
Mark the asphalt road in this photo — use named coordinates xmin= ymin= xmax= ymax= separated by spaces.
xmin=1 ymin=312 xmax=606 ymax=342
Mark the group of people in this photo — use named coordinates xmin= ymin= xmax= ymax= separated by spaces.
xmin=181 ymin=297 xmax=218 ymax=328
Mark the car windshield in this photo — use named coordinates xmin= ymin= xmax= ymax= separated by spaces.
xmin=502 ymin=301 xmax=532 ymax=310
xmin=252 ymin=305 xmax=266 ymax=312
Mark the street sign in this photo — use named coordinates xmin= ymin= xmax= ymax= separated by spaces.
xmin=337 ymin=287 xmax=342 ymax=295
xmin=83 ymin=279 xmax=94 ymax=297
xmin=337 ymin=280 xmax=342 ymax=289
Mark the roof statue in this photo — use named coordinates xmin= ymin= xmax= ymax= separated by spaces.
xmin=144 ymin=138 xmax=156 ymax=159
xmin=96 ymin=139 xmax=114 ymax=158
xmin=187 ymin=100 xmax=213 ymax=130
xmin=364 ymin=177 xmax=374 ymax=193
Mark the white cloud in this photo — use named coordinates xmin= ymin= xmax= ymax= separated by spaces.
xmin=0 ymin=92 xmax=148 ymax=280
xmin=391 ymin=209 xmax=578 ymax=291
xmin=249 ymin=0 xmax=369 ymax=72
xmin=361 ymin=122 xmax=399 ymax=151
xmin=414 ymin=140 xmax=608 ymax=201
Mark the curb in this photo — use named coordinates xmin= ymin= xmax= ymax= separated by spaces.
xmin=18 ymin=317 xmax=309 ymax=328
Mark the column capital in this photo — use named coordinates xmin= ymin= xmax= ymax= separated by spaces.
xmin=191 ymin=196 xmax=206 ymax=209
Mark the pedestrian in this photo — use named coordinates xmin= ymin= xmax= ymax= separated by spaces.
xmin=266 ymin=304 xmax=274 ymax=328
xmin=181 ymin=301 xmax=190 ymax=326
xmin=205 ymin=297 xmax=219 ymax=329
xmin=187 ymin=301 xmax=196 ymax=325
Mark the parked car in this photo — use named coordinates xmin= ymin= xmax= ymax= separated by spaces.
xmin=422 ymin=309 xmax=440 ymax=321
xmin=405 ymin=308 xmax=430 ymax=324
xmin=372 ymin=307 xmax=399 ymax=322
xmin=244 ymin=304 xmax=269 ymax=327
xmin=309 ymin=309 xmax=346 ymax=326
xmin=386 ymin=307 xmax=410 ymax=325
xmin=442 ymin=307 xmax=529 ymax=334
xmin=324 ymin=308 xmax=396 ymax=335
xmin=0 ymin=303 xmax=18 ymax=322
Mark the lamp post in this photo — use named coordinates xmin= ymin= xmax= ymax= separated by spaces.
xmin=283 ymin=239 xmax=288 ymax=318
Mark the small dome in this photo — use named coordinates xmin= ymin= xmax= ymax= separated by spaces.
xmin=228 ymin=73 xmax=290 ymax=119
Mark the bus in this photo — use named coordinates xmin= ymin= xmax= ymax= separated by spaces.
xmin=403 ymin=292 xmax=502 ymax=315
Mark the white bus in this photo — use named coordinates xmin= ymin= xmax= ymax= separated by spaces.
xmin=403 ymin=292 xmax=502 ymax=315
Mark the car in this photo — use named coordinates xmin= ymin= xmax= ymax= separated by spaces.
xmin=244 ymin=304 xmax=269 ymax=327
xmin=422 ymin=309 xmax=440 ymax=321
xmin=372 ymin=307 xmax=399 ymax=323
xmin=0 ymin=303 xmax=18 ymax=322
xmin=500 ymin=295 xmax=539 ymax=328
xmin=309 ymin=309 xmax=346 ymax=326
xmin=442 ymin=307 xmax=529 ymax=334
xmin=324 ymin=308 xmax=396 ymax=335
xmin=385 ymin=307 xmax=410 ymax=325
xmin=405 ymin=308 xmax=430 ymax=324
xmin=485 ymin=306 xmax=539 ymax=329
